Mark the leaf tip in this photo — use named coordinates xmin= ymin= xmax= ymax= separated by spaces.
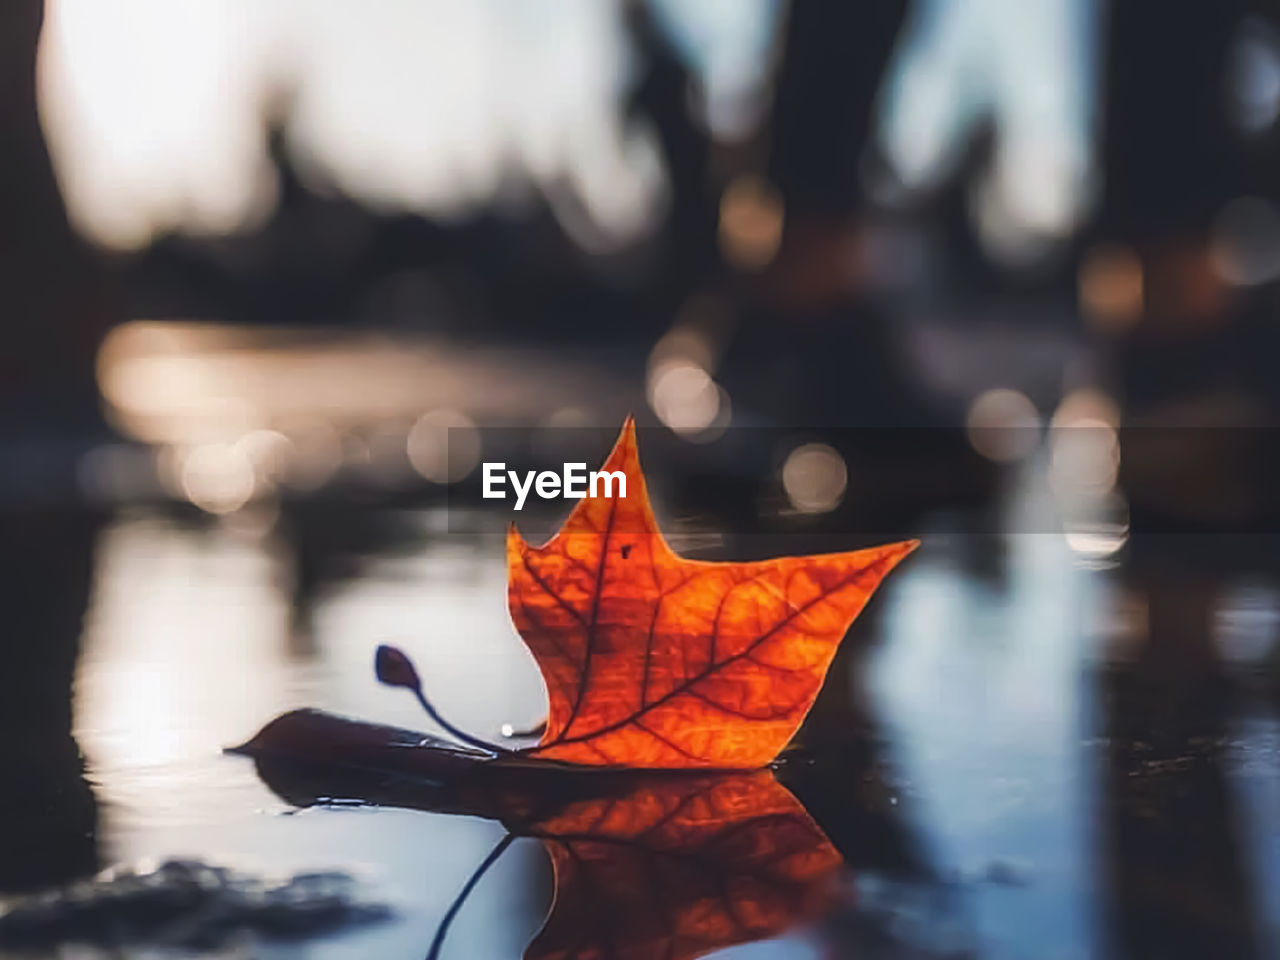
xmin=505 ymin=521 xmax=529 ymax=554
xmin=881 ymin=538 xmax=921 ymax=569
xmin=617 ymin=415 xmax=638 ymax=454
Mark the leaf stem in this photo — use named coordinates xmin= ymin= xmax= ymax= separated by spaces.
xmin=425 ymin=833 xmax=516 ymax=960
xmin=412 ymin=688 xmax=510 ymax=757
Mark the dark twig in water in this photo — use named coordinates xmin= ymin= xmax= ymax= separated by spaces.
xmin=425 ymin=833 xmax=516 ymax=960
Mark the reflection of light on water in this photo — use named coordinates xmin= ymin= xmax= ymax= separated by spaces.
xmin=407 ymin=409 xmax=481 ymax=483
xmin=965 ymin=388 xmax=1041 ymax=463
xmin=74 ymin=515 xmax=545 ymax=958
xmin=76 ymin=517 xmax=297 ymax=827
xmin=1228 ymin=709 xmax=1280 ymax=950
xmin=781 ymin=443 xmax=847 ymax=514
xmin=1213 ymin=583 xmax=1280 ymax=666
xmin=872 ymin=488 xmax=1097 ymax=956
xmin=1049 ymin=403 xmax=1128 ymax=561
xmin=93 ymin=666 xmax=183 ymax=769
xmin=1061 ymin=512 xmax=1129 ymax=563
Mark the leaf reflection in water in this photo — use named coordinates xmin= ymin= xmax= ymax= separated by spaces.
xmin=235 ymin=709 xmax=843 ymax=960
xmin=522 ymin=772 xmax=840 ymax=960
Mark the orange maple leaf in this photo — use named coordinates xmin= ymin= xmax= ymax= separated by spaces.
xmin=508 ymin=419 xmax=917 ymax=769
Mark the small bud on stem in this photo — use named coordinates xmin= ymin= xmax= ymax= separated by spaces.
xmin=374 ymin=644 xmax=508 ymax=756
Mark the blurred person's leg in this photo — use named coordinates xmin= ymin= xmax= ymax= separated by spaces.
xmin=0 ymin=0 xmax=112 ymax=891
xmin=719 ymin=0 xmax=1004 ymax=520
xmin=769 ymin=0 xmax=908 ymax=222
xmin=763 ymin=0 xmax=908 ymax=313
xmin=734 ymin=0 xmax=921 ymax=426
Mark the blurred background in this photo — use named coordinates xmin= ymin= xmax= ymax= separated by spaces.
xmin=5 ymin=0 xmax=1280 ymax=957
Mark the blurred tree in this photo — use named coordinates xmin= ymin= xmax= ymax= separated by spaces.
xmin=0 ymin=0 xmax=112 ymax=436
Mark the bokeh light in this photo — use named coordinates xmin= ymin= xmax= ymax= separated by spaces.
xmin=718 ymin=175 xmax=784 ymax=270
xmin=648 ymin=361 xmax=722 ymax=437
xmin=234 ymin=429 xmax=294 ymax=488
xmin=1079 ymin=244 xmax=1143 ymax=332
xmin=1049 ymin=417 xmax=1120 ymax=500
xmin=407 ymin=409 xmax=481 ymax=483
xmin=647 ymin=301 xmax=734 ymax=442
xmin=278 ymin=418 xmax=343 ymax=492
xmin=965 ymin=388 xmax=1041 ymax=462
xmin=1050 ymin=387 xmax=1120 ymax=431
xmin=179 ymin=443 xmax=257 ymax=514
xmin=781 ymin=443 xmax=848 ymax=514
xmin=1227 ymin=17 xmax=1280 ymax=135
